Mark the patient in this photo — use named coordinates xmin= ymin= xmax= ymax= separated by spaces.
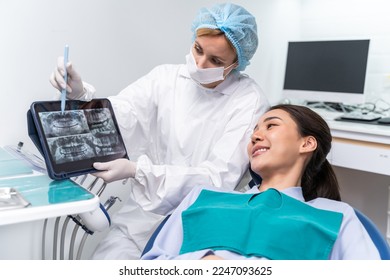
xmin=141 ymin=104 xmax=380 ymax=260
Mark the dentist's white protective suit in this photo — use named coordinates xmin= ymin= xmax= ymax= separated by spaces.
xmin=91 ymin=61 xmax=269 ymax=258
xmin=92 ymin=3 xmax=271 ymax=259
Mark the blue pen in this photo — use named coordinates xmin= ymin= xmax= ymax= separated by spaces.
xmin=61 ymin=45 xmax=69 ymax=114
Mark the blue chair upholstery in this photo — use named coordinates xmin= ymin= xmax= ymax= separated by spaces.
xmin=141 ymin=215 xmax=171 ymax=257
xmin=354 ymin=208 xmax=390 ymax=260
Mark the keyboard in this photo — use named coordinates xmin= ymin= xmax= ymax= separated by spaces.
xmin=317 ymin=110 xmax=345 ymax=121
xmin=338 ymin=112 xmax=382 ymax=121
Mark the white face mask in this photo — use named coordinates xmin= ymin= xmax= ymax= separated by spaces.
xmin=186 ymin=50 xmax=236 ymax=85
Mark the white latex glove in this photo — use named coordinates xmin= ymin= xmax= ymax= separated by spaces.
xmin=49 ymin=56 xmax=85 ymax=100
xmin=93 ymin=159 xmax=137 ymax=183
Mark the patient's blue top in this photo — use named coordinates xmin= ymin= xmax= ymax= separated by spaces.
xmin=141 ymin=186 xmax=380 ymax=260
xmin=180 ymin=188 xmax=343 ymax=259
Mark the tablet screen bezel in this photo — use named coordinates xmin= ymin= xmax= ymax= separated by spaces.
xmin=30 ymin=99 xmax=128 ymax=180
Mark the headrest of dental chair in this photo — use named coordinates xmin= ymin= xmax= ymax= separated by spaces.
xmin=248 ymin=165 xmax=262 ymax=188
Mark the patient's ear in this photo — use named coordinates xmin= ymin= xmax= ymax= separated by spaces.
xmin=300 ymin=136 xmax=317 ymax=153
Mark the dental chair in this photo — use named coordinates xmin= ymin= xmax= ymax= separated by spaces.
xmin=141 ymin=170 xmax=390 ymax=259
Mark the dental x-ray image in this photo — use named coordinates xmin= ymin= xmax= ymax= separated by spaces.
xmin=39 ymin=111 xmax=90 ymax=137
xmin=47 ymin=134 xmax=95 ymax=164
xmin=39 ymin=108 xmax=123 ymax=165
xmin=84 ymin=108 xmax=124 ymax=156
xmin=84 ymin=108 xmax=123 ymax=155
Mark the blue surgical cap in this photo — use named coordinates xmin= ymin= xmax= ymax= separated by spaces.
xmin=191 ymin=3 xmax=258 ymax=71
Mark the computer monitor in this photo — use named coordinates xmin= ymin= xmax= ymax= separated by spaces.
xmin=283 ymin=39 xmax=370 ymax=105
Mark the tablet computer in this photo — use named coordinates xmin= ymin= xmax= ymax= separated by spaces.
xmin=28 ymin=98 xmax=128 ymax=180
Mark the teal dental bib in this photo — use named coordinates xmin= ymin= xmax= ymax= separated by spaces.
xmin=180 ymin=189 xmax=343 ymax=260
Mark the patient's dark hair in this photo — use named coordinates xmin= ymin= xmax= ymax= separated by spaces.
xmin=269 ymin=104 xmax=341 ymax=201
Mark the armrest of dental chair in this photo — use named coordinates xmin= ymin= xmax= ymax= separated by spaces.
xmin=354 ymin=208 xmax=390 ymax=260
xmin=141 ymin=214 xmax=171 ymax=257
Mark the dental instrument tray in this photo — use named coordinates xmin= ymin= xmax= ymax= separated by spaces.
xmin=27 ymin=98 xmax=128 ymax=180
xmin=0 ymin=187 xmax=30 ymax=210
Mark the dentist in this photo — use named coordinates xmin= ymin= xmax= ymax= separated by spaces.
xmin=50 ymin=3 xmax=269 ymax=259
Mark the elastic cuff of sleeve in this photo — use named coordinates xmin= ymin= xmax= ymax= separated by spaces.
xmin=133 ymin=155 xmax=150 ymax=186
xmin=74 ymin=82 xmax=95 ymax=101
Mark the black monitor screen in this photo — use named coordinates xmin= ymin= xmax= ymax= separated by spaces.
xmin=283 ymin=40 xmax=370 ymax=94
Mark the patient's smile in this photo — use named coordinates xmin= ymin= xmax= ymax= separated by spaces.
xmin=252 ymin=146 xmax=269 ymax=157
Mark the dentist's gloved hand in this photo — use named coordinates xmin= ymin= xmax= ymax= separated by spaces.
xmin=93 ymin=159 xmax=137 ymax=183
xmin=49 ymin=56 xmax=85 ymax=100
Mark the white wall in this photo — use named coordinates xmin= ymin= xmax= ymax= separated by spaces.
xmin=1 ymin=0 xmax=389 ymax=259
xmin=0 ymin=0 xmax=197 ymax=150
xmin=298 ymin=0 xmax=390 ymax=104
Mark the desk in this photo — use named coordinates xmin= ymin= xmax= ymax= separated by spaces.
xmin=0 ymin=147 xmax=99 ymax=226
xmin=0 ymin=146 xmax=103 ymax=259
xmin=327 ymin=120 xmax=390 ymax=176
xmin=0 ymin=173 xmax=99 ymax=226
xmin=310 ymin=108 xmax=390 ymax=176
